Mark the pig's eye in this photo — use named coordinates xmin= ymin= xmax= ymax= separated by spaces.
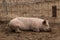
xmin=42 ymin=20 xmax=46 ymax=25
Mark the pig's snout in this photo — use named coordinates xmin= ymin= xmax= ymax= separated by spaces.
xmin=46 ymin=28 xmax=51 ymax=32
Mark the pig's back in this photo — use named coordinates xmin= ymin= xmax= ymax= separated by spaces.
xmin=17 ymin=17 xmax=44 ymax=27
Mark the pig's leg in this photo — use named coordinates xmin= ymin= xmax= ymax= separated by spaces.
xmin=43 ymin=28 xmax=51 ymax=32
xmin=15 ymin=27 xmax=21 ymax=33
xmin=33 ymin=28 xmax=40 ymax=32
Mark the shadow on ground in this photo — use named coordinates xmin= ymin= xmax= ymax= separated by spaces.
xmin=0 ymin=23 xmax=60 ymax=40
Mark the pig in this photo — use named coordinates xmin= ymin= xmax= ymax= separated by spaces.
xmin=8 ymin=17 xmax=51 ymax=33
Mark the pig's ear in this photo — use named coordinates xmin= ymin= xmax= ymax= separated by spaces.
xmin=42 ymin=20 xmax=46 ymax=25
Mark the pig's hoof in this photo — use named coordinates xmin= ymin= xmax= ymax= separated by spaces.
xmin=44 ymin=29 xmax=51 ymax=32
xmin=15 ymin=30 xmax=21 ymax=33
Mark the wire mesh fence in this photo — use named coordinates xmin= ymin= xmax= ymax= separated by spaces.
xmin=0 ymin=0 xmax=60 ymax=23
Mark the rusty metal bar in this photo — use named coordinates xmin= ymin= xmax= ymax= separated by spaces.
xmin=52 ymin=5 xmax=57 ymax=17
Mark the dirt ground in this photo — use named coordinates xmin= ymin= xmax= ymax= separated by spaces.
xmin=0 ymin=23 xmax=60 ymax=40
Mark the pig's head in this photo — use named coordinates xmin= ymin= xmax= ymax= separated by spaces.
xmin=41 ymin=20 xmax=51 ymax=32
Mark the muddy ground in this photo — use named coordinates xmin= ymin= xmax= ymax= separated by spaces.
xmin=0 ymin=23 xmax=60 ymax=40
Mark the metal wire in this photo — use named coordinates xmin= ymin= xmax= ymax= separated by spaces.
xmin=0 ymin=0 xmax=60 ymax=23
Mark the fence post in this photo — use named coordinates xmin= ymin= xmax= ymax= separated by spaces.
xmin=2 ymin=0 xmax=8 ymax=23
xmin=52 ymin=5 xmax=57 ymax=23
xmin=3 ymin=0 xmax=8 ymax=15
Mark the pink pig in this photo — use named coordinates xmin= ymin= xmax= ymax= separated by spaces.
xmin=8 ymin=17 xmax=51 ymax=32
